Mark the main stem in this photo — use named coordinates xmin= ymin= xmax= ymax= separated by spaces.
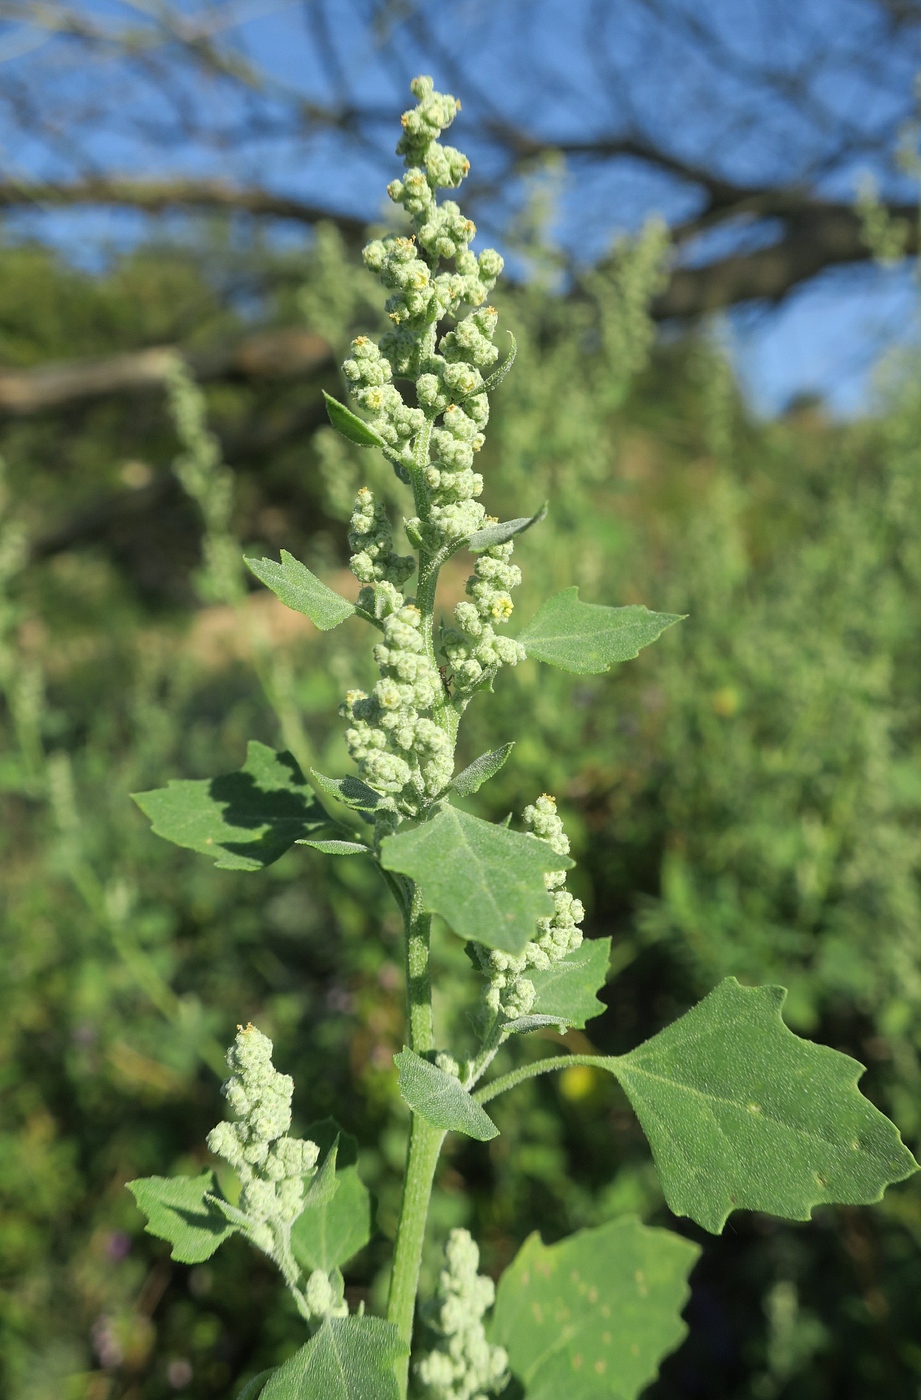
xmin=388 ymin=888 xmax=445 ymax=1396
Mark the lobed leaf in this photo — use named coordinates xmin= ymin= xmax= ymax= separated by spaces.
xmin=518 ymin=586 xmax=684 ymax=674
xmin=132 ymin=742 xmax=329 ymax=870
xmin=528 ymin=937 xmax=612 ymax=1029
xmin=260 ymin=1317 xmax=406 ymax=1400
xmin=127 ymin=1172 xmax=236 ymax=1264
xmin=323 ymin=391 xmax=388 ymax=449
xmin=490 ymin=1216 xmax=699 ymax=1400
xmin=450 ymin=742 xmax=514 ymax=797
xmin=467 ymin=504 xmax=547 ymax=553
xmin=395 ymin=1047 xmax=498 ymax=1141
xmin=611 ymin=978 xmax=919 ymax=1233
xmin=245 ymin=550 xmax=355 ymax=630
xmin=379 ymin=806 xmax=570 ymax=956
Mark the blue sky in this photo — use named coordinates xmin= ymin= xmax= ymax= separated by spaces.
xmin=1 ymin=0 xmax=918 ymax=416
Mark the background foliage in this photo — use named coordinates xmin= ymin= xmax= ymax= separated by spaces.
xmin=3 ymin=215 xmax=921 ymax=1400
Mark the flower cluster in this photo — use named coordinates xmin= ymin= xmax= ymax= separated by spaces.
xmin=340 ymin=76 xmax=504 ymax=552
xmin=416 ymin=1229 xmax=509 ymax=1400
xmin=477 ymin=796 xmax=585 ymax=1020
xmin=441 ymin=538 xmax=526 ymax=696
xmin=340 ymin=488 xmax=451 ymax=814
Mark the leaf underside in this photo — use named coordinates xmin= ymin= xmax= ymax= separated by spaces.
xmin=379 ymin=805 xmax=570 ymax=956
xmin=491 ymin=1216 xmax=700 ymax=1400
xmin=245 ymin=550 xmax=355 ymax=630
xmin=610 ymin=977 xmax=919 ymax=1233
xmin=528 ymin=936 xmax=612 ymax=1029
xmin=395 ymin=1047 xmax=498 ymax=1141
xmin=260 ymin=1317 xmax=406 ymax=1400
xmin=311 ymin=770 xmax=386 ymax=813
xmin=132 ymin=741 xmax=329 ymax=870
xmin=127 ymin=1172 xmax=235 ymax=1264
xmin=518 ymin=586 xmax=684 ymax=674
xmin=323 ymin=390 xmax=389 ymax=449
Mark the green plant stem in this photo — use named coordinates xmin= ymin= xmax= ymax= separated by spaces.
xmin=474 ymin=1052 xmax=617 ymax=1105
xmin=404 ymin=887 xmax=435 ymax=1052
xmin=388 ymin=1114 xmax=446 ymax=1395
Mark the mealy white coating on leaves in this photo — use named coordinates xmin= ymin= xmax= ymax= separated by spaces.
xmin=476 ymin=795 xmax=585 ymax=1020
xmin=416 ymin=1229 xmax=509 ymax=1400
xmin=206 ymin=1025 xmax=346 ymax=1321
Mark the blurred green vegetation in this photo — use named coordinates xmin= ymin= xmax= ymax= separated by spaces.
xmin=2 ymin=221 xmax=921 ymax=1400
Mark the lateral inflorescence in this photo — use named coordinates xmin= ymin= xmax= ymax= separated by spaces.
xmin=416 ymin=1229 xmax=509 ymax=1400
xmin=476 ymin=795 xmax=585 ymax=1021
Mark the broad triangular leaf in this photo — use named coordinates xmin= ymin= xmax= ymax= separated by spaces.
xmin=519 ymin=586 xmax=683 ymax=674
xmin=528 ymin=937 xmax=612 ymax=1029
xmin=245 ymin=550 xmax=355 ymax=630
xmin=133 ymin=742 xmax=329 ymax=870
xmin=379 ymin=806 xmax=570 ymax=956
xmin=323 ymin=391 xmax=389 ymax=449
xmin=127 ymin=1172 xmax=236 ymax=1264
xmin=491 ymin=1216 xmax=699 ymax=1400
xmin=451 ymin=743 xmax=514 ymax=797
xmin=260 ymin=1317 xmax=406 ymax=1400
xmin=292 ymin=1168 xmax=372 ymax=1272
xmin=467 ymin=505 xmax=546 ymax=553
xmin=610 ymin=978 xmax=918 ymax=1233
xmin=395 ymin=1047 xmax=498 ymax=1141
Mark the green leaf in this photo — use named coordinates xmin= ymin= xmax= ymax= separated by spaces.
xmin=293 ymin=1169 xmax=372 ymax=1272
xmin=127 ymin=1172 xmax=236 ymax=1264
xmin=467 ymin=504 xmax=547 ymax=553
xmin=395 ymin=1047 xmax=498 ymax=1141
xmin=528 ymin=937 xmax=612 ymax=1029
xmin=311 ymin=770 xmax=387 ymax=813
xmin=299 ymin=838 xmax=370 ymax=855
xmin=236 ymin=1370 xmax=274 ymax=1400
xmin=450 ymin=743 xmax=514 ymax=797
xmin=518 ymin=586 xmax=684 ymax=674
xmin=610 ymin=978 xmax=919 ymax=1233
xmin=303 ymin=1137 xmax=341 ymax=1209
xmin=323 ymin=391 xmax=388 ymax=449
xmin=133 ymin=742 xmax=329 ymax=871
xmin=501 ymin=1013 xmax=570 ymax=1035
xmin=245 ymin=550 xmax=355 ymax=630
xmin=476 ymin=331 xmax=517 ymax=396
xmin=379 ymin=806 xmax=570 ymax=956
xmin=260 ymin=1317 xmax=406 ymax=1400
xmin=292 ymin=1119 xmax=372 ymax=1272
xmin=490 ymin=1216 xmax=699 ymax=1400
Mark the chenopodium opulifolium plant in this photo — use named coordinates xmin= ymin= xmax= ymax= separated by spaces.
xmin=129 ymin=77 xmax=918 ymax=1400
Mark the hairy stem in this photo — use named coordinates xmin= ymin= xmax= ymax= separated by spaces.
xmin=404 ymin=886 xmax=435 ymax=1052
xmin=473 ymin=1052 xmax=618 ymax=1106
xmin=388 ymin=1115 xmax=446 ymax=1394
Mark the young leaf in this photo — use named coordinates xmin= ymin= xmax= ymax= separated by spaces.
xmin=611 ymin=978 xmax=919 ymax=1233
xmin=467 ymin=504 xmax=547 ymax=553
xmin=299 ymin=838 xmax=371 ymax=855
xmin=528 ymin=937 xmax=612 ymax=1029
xmin=395 ymin=1047 xmax=498 ymax=1141
xmin=323 ymin=391 xmax=388 ymax=449
xmin=518 ymin=586 xmax=684 ymax=674
xmin=450 ymin=742 xmax=514 ymax=797
xmin=311 ymin=770 xmax=387 ymax=813
xmin=379 ymin=806 xmax=571 ymax=956
xmin=245 ymin=550 xmax=355 ymax=630
xmin=475 ymin=331 xmax=517 ymax=396
xmin=291 ymin=1119 xmax=372 ymax=1273
xmin=260 ymin=1317 xmax=406 ymax=1400
xmin=292 ymin=1167 xmax=372 ymax=1272
xmin=133 ymin=742 xmax=329 ymax=871
xmin=490 ymin=1216 xmax=699 ymax=1400
xmin=236 ymin=1371 xmax=274 ymax=1400
xmin=501 ymin=1013 xmax=570 ymax=1036
xmin=127 ymin=1172 xmax=236 ymax=1264
xmin=303 ymin=1137 xmax=341 ymax=1209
